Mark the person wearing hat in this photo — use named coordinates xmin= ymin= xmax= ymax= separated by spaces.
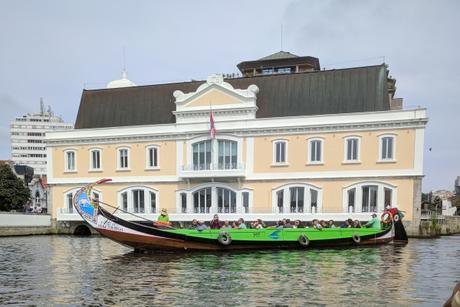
xmin=363 ymin=213 xmax=381 ymax=230
xmin=157 ymin=208 xmax=170 ymax=223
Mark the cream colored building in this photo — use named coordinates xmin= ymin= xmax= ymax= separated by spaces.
xmin=46 ymin=53 xmax=427 ymax=230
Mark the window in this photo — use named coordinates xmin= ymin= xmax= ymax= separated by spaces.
xmin=181 ymin=193 xmax=187 ymax=213
xmin=343 ymin=182 xmax=396 ymax=213
xmin=218 ymin=140 xmax=237 ymax=169
xmin=262 ymin=68 xmax=274 ymax=75
xmin=150 ymin=191 xmax=157 ymax=213
xmin=308 ymin=138 xmax=323 ymax=163
xmin=273 ymin=184 xmax=322 ymax=213
xmin=64 ymin=150 xmax=76 ymax=171
xmin=347 ymin=188 xmax=356 ymax=213
xmin=90 ymin=149 xmax=101 ymax=170
xmin=290 ymin=187 xmax=305 ymax=213
xmin=217 ymin=187 xmax=236 ymax=213
xmin=118 ymin=148 xmax=129 ymax=169
xmin=118 ymin=187 xmax=157 ymax=214
xmin=193 ymin=188 xmax=212 ymax=213
xmin=146 ymin=146 xmax=159 ymax=169
xmin=277 ymin=190 xmax=284 ymax=213
xmin=273 ymin=140 xmax=287 ymax=164
xmin=344 ymin=137 xmax=360 ymax=162
xmin=192 ymin=140 xmax=211 ymax=170
xmin=362 ymin=185 xmax=378 ymax=213
xmin=177 ymin=185 xmax=251 ymax=214
xmin=379 ymin=135 xmax=395 ymax=161
xmin=242 ymin=192 xmax=249 ymax=214
xmin=66 ymin=192 xmax=74 ymax=213
xmin=277 ymin=67 xmax=292 ymax=74
xmin=384 ymin=188 xmax=392 ymax=207
xmin=121 ymin=192 xmax=128 ymax=211
xmin=132 ymin=189 xmax=145 ymax=213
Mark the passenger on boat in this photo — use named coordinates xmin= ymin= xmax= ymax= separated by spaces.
xmin=363 ymin=213 xmax=381 ymax=229
xmin=210 ymin=214 xmax=221 ymax=229
xmin=340 ymin=219 xmax=353 ymax=228
xmin=312 ymin=219 xmax=322 ymax=229
xmin=232 ymin=221 xmax=238 ymax=228
xmin=189 ymin=219 xmax=198 ymax=229
xmin=237 ymin=218 xmax=247 ymax=229
xmin=328 ymin=220 xmax=336 ymax=228
xmin=276 ymin=220 xmax=284 ymax=229
xmin=196 ymin=220 xmax=209 ymax=231
xmin=353 ymin=220 xmax=362 ymax=228
xmin=293 ymin=220 xmax=302 ymax=228
xmin=386 ymin=204 xmax=405 ymax=220
xmin=221 ymin=221 xmax=232 ymax=229
xmin=320 ymin=220 xmax=328 ymax=228
xmin=255 ymin=219 xmax=265 ymax=229
xmin=284 ymin=219 xmax=293 ymax=228
xmin=157 ymin=208 xmax=170 ymax=223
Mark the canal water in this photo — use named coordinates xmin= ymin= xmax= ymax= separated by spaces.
xmin=0 ymin=235 xmax=459 ymax=306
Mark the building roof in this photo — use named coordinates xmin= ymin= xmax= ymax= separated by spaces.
xmin=258 ymin=51 xmax=299 ymax=60
xmin=74 ymin=64 xmax=390 ymax=129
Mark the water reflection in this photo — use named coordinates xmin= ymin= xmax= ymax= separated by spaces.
xmin=0 ymin=235 xmax=459 ymax=306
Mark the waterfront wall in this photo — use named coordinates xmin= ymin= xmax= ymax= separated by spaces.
xmin=407 ymin=215 xmax=460 ymax=237
xmin=0 ymin=213 xmax=54 ymax=237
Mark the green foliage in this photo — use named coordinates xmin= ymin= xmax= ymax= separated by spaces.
xmin=0 ymin=164 xmax=30 ymax=211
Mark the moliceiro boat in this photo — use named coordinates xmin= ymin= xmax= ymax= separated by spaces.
xmin=74 ymin=179 xmax=408 ymax=252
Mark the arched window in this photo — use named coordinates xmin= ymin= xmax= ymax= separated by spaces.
xmin=177 ymin=184 xmax=251 ymax=214
xmin=192 ymin=140 xmax=212 ymax=170
xmin=343 ymin=182 xmax=397 ymax=213
xmin=272 ymin=184 xmax=322 ymax=213
xmin=118 ymin=187 xmax=158 ymax=214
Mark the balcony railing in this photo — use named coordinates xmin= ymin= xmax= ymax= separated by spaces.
xmin=180 ymin=162 xmax=245 ymax=178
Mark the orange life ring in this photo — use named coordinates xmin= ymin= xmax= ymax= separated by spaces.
xmin=381 ymin=211 xmax=393 ymax=224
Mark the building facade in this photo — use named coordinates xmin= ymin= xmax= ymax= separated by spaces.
xmin=47 ymin=53 xmax=427 ymax=229
xmin=10 ymin=99 xmax=73 ymax=175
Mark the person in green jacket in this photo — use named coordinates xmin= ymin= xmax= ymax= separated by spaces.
xmin=363 ymin=213 xmax=381 ymax=230
xmin=157 ymin=208 xmax=170 ymax=223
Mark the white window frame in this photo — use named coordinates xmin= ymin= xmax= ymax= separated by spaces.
xmin=342 ymin=181 xmax=397 ymax=213
xmin=145 ymin=145 xmax=160 ymax=170
xmin=175 ymin=183 xmax=252 ymax=215
xmin=89 ymin=148 xmax=102 ymax=171
xmin=117 ymin=146 xmax=131 ymax=170
xmin=272 ymin=139 xmax=288 ymax=166
xmin=272 ymin=183 xmax=323 ymax=214
xmin=307 ymin=137 xmax=324 ymax=164
xmin=117 ymin=186 xmax=159 ymax=214
xmin=378 ymin=134 xmax=396 ymax=162
xmin=343 ymin=136 xmax=361 ymax=164
xmin=64 ymin=149 xmax=77 ymax=172
xmin=186 ymin=135 xmax=243 ymax=170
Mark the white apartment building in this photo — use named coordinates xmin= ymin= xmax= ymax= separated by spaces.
xmin=10 ymin=98 xmax=73 ymax=175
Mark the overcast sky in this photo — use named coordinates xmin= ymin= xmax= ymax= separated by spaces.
xmin=0 ymin=0 xmax=459 ymax=192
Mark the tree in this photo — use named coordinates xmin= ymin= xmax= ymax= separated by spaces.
xmin=0 ymin=164 xmax=30 ymax=211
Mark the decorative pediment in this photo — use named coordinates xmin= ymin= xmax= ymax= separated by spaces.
xmin=173 ymin=74 xmax=259 ymax=124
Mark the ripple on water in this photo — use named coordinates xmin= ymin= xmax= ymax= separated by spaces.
xmin=0 ymin=235 xmax=459 ymax=306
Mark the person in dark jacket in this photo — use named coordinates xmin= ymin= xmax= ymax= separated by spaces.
xmin=209 ymin=214 xmax=221 ymax=229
